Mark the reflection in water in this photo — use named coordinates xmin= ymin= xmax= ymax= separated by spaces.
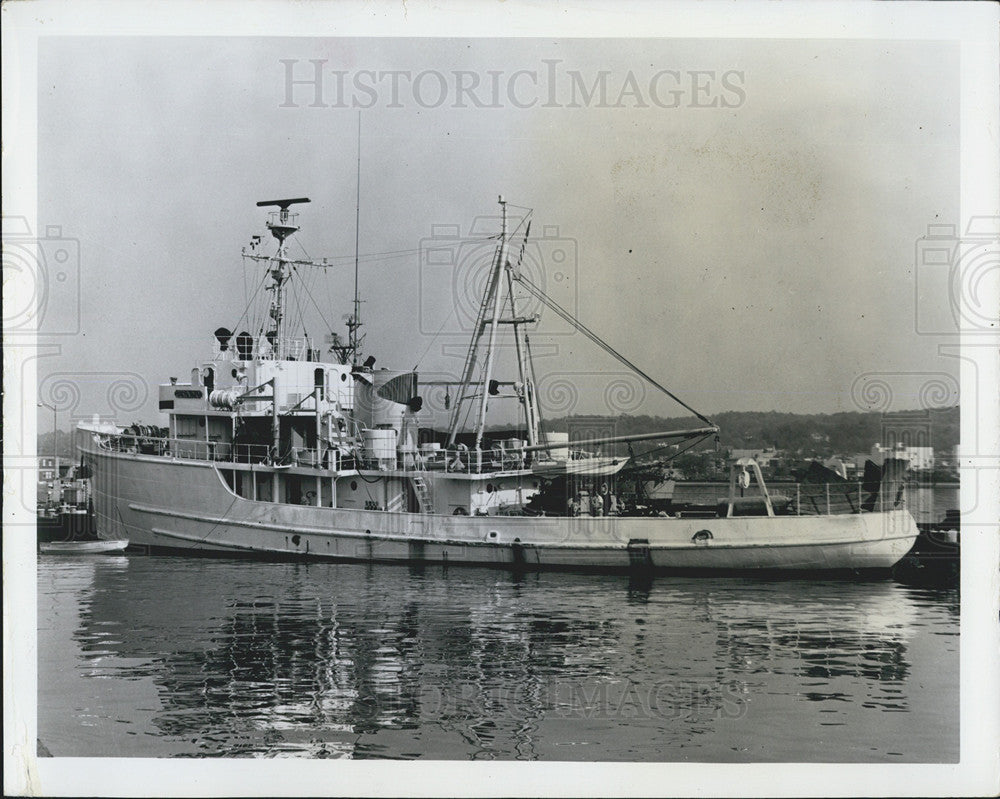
xmin=39 ymin=557 xmax=959 ymax=761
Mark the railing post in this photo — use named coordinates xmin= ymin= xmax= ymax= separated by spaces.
xmin=826 ymin=484 xmax=831 ymax=515
xmin=796 ymin=483 xmax=800 ymax=515
xmin=857 ymin=481 xmax=862 ymax=513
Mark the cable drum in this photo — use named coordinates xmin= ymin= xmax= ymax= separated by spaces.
xmin=209 ymin=389 xmax=241 ymax=410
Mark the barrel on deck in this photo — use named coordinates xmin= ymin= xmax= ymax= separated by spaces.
xmin=362 ymin=429 xmax=397 ymax=469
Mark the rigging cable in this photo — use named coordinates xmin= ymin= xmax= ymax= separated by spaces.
xmin=294 ymin=266 xmax=340 ymax=341
xmin=629 ymin=431 xmax=715 ymax=464
xmin=287 ymin=266 xmax=309 ymax=346
xmin=412 ymin=302 xmax=458 ymax=371
xmin=513 ymin=273 xmax=716 ymax=428
xmin=232 ymin=258 xmax=273 ymax=344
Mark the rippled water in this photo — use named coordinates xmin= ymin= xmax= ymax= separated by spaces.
xmin=37 ymin=555 xmax=959 ymax=761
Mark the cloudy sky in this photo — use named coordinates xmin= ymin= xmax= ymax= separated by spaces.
xmin=34 ymin=34 xmax=960 ymax=429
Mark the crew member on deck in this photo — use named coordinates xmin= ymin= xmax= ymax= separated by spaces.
xmin=568 ymin=493 xmax=583 ymax=516
xmin=448 ymin=445 xmax=467 ymax=472
xmin=589 ymin=490 xmax=604 ymax=517
xmin=599 ymin=482 xmax=618 ymax=516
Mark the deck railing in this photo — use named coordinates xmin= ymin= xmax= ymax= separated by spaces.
xmin=98 ymin=431 xmax=531 ymax=474
xmin=689 ymin=480 xmax=907 ymax=516
xmin=98 ymin=433 xmax=271 ymax=464
xmin=289 ymin=447 xmax=340 ymax=471
xmin=389 ymin=447 xmax=528 ymax=475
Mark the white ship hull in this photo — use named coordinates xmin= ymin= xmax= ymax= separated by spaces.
xmin=82 ymin=437 xmax=918 ymax=572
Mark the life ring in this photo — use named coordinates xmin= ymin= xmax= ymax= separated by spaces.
xmin=737 ymin=469 xmax=751 ymax=490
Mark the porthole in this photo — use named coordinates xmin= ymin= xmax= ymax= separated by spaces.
xmin=486 ymin=483 xmax=494 ymax=493
xmin=340 ymin=373 xmax=347 ymax=382
xmin=351 ymin=480 xmax=358 ymax=491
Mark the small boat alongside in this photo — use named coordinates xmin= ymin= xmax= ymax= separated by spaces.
xmin=77 ymin=195 xmax=918 ymax=572
xmin=40 ymin=539 xmax=129 ymax=555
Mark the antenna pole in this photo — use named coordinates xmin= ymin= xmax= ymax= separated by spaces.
xmin=351 ymin=112 xmax=362 ymax=367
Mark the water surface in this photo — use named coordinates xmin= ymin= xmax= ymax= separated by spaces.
xmin=37 ymin=555 xmax=959 ymax=761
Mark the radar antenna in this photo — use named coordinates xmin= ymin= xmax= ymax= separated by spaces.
xmin=257 ymin=197 xmax=311 ymax=245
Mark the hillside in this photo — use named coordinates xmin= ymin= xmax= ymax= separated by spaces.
xmin=541 ymin=407 xmax=959 ymax=457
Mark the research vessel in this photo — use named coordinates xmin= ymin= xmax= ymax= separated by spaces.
xmin=77 ymin=196 xmax=918 ymax=571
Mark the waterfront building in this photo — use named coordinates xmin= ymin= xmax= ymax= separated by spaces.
xmin=870 ymin=443 xmax=935 ymax=471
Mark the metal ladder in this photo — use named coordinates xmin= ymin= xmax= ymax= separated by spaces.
xmin=411 ymin=474 xmax=433 ymax=514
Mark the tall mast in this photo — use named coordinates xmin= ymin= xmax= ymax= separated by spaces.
xmin=524 ymin=333 xmax=543 ymax=448
xmin=503 ymin=219 xmax=539 ymax=447
xmin=473 ymin=197 xmax=510 ymax=450
xmin=446 ymin=199 xmax=506 ymax=446
xmin=257 ymin=197 xmax=310 ymax=358
xmin=350 ymin=112 xmax=363 ymax=367
xmin=506 ymin=268 xmax=538 ymax=447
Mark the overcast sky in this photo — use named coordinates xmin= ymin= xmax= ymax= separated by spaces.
xmin=35 ymin=35 xmax=960 ymax=429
